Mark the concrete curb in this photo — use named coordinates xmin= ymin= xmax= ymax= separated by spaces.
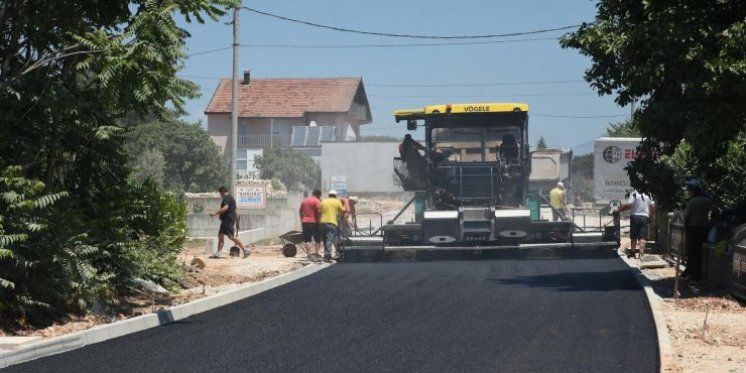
xmin=618 ymin=254 xmax=673 ymax=373
xmin=0 ymin=263 xmax=330 ymax=369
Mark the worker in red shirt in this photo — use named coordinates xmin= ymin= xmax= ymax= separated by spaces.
xmin=299 ymin=189 xmax=322 ymax=262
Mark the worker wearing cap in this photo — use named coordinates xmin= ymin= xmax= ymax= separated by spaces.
xmin=682 ymin=179 xmax=713 ymax=281
xmin=319 ymin=190 xmax=347 ymax=262
xmin=549 ymin=182 xmax=567 ymax=222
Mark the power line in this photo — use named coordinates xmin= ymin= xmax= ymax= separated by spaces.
xmin=244 ymin=7 xmax=582 ymax=40
xmin=532 ymin=113 xmax=627 ymax=119
xmin=185 ymin=36 xmax=560 ymax=57
xmin=187 ymin=46 xmax=232 ymax=57
xmin=367 ymin=80 xmax=585 ymax=88
xmin=363 ymin=113 xmax=627 ymax=131
xmin=177 ymin=75 xmax=587 ymax=88
xmin=238 ymin=37 xmax=559 ymax=49
xmin=370 ymin=93 xmax=595 ymax=98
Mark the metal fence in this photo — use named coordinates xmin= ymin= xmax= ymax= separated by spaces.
xmin=239 ymin=135 xmax=291 ymax=148
xmin=666 ymin=211 xmax=686 ymax=262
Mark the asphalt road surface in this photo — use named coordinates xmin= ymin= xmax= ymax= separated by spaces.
xmin=7 ymin=257 xmax=659 ymax=372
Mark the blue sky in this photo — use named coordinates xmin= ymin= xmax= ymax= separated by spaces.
xmin=177 ymin=0 xmax=627 ymax=153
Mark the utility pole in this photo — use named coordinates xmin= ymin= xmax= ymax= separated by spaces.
xmin=630 ymin=96 xmax=636 ymax=119
xmin=230 ymin=6 xmax=239 ymax=194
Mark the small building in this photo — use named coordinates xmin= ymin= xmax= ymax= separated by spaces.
xmin=204 ymin=71 xmax=372 ymax=177
xmin=320 ymin=141 xmax=403 ymax=194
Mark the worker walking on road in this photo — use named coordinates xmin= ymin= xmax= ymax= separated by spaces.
xmin=549 ymin=182 xmax=567 ymax=222
xmin=209 ymin=186 xmax=251 ymax=259
xmin=616 ymin=189 xmax=655 ymax=258
xmin=682 ymin=179 xmax=713 ymax=281
xmin=299 ymin=189 xmax=322 ymax=262
xmin=319 ymin=190 xmax=347 ymax=262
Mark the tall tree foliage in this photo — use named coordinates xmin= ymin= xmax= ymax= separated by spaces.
xmin=536 ymin=136 xmax=547 ymax=149
xmin=561 ymin=1 xmax=746 ymax=210
xmin=126 ymin=117 xmax=228 ymax=192
xmin=255 ymin=147 xmax=321 ymax=191
xmin=605 ymin=119 xmax=641 ymax=138
xmin=0 ymin=0 xmax=235 ymax=326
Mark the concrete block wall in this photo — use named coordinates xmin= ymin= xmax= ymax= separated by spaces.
xmin=320 ymin=142 xmax=402 ymax=194
xmin=185 ymin=192 xmax=303 ymax=240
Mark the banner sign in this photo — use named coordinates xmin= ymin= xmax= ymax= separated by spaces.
xmin=330 ymin=175 xmax=348 ymax=197
xmin=235 ymin=181 xmax=266 ymax=210
xmin=593 ymin=137 xmax=642 ymax=203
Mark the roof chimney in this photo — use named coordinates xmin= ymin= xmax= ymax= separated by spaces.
xmin=242 ymin=69 xmax=250 ymax=85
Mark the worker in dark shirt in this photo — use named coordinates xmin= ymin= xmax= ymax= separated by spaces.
xmin=209 ymin=186 xmax=251 ymax=258
xmin=681 ymin=179 xmax=713 ymax=280
xmin=399 ymin=134 xmax=426 ymax=161
xmin=399 ymin=134 xmax=427 ymax=180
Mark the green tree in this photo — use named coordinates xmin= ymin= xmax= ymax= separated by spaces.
xmin=571 ymin=153 xmax=594 ymax=202
xmin=605 ymin=119 xmax=641 ymax=138
xmin=132 ymin=148 xmax=166 ymax=187
xmin=536 ymin=136 xmax=547 ymax=149
xmin=0 ymin=0 xmax=235 ymax=326
xmin=126 ymin=117 xmax=228 ymax=192
xmin=255 ymin=147 xmax=320 ymax=191
xmin=561 ymin=1 xmax=746 ymax=210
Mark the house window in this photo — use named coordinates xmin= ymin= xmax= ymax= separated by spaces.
xmin=236 ymin=148 xmax=263 ymax=178
xmin=236 ymin=148 xmax=249 ymax=172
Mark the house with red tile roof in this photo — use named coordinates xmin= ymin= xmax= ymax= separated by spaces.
xmin=204 ymin=71 xmax=372 ymax=176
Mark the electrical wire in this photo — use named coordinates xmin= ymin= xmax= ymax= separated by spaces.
xmin=238 ymin=37 xmax=559 ymax=49
xmin=185 ymin=36 xmax=560 ymax=57
xmin=176 ymin=75 xmax=588 ymax=88
xmin=243 ymin=7 xmax=582 ymax=40
xmin=370 ymin=93 xmax=595 ymax=98
xmin=368 ymin=80 xmax=585 ymax=87
xmin=532 ymin=113 xmax=627 ymax=119
xmin=187 ymin=46 xmax=232 ymax=57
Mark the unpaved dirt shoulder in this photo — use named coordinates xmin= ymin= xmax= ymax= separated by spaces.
xmin=619 ymin=237 xmax=746 ymax=373
xmin=1 ymin=241 xmax=308 ymax=340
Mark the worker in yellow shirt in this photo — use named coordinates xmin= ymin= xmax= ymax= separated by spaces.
xmin=549 ymin=182 xmax=567 ymax=222
xmin=319 ymin=190 xmax=347 ymax=262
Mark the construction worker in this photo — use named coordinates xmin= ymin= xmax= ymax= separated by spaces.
xmin=299 ymin=189 xmax=322 ymax=262
xmin=339 ymin=195 xmax=359 ymax=237
xmin=498 ymin=134 xmax=520 ymax=163
xmin=549 ymin=182 xmax=567 ymax=222
xmin=319 ymin=190 xmax=346 ymax=262
xmin=398 ymin=134 xmax=426 ymax=161
xmin=615 ymin=189 xmax=655 ymax=258
xmin=209 ymin=186 xmax=251 ymax=259
xmin=682 ymin=179 xmax=713 ymax=281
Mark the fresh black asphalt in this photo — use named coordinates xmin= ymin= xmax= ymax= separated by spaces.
xmin=6 ymin=257 xmax=659 ymax=372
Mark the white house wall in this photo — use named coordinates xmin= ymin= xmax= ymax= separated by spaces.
xmin=320 ymin=142 xmax=402 ymax=193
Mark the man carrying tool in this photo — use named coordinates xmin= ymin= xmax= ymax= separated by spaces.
xmin=615 ymin=189 xmax=655 ymax=258
xmin=682 ymin=179 xmax=713 ymax=281
xmin=319 ymin=189 xmax=347 ymax=262
xmin=299 ymin=189 xmax=322 ymax=262
xmin=209 ymin=186 xmax=251 ymax=259
xmin=549 ymin=182 xmax=567 ymax=222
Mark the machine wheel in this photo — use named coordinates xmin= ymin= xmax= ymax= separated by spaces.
xmin=282 ymin=243 xmax=298 ymax=257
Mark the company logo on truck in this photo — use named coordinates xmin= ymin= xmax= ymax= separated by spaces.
xmin=602 ymin=146 xmax=623 ymax=163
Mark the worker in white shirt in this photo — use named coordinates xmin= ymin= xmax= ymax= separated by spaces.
xmin=615 ymin=190 xmax=655 ymax=258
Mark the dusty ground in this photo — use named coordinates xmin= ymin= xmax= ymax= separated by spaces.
xmin=1 ymin=240 xmax=308 ymax=340
xmin=620 ymin=237 xmax=746 ymax=373
xmin=355 ymin=194 xmax=414 ymax=227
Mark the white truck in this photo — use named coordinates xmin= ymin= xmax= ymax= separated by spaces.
xmin=593 ymin=137 xmax=642 ymax=204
